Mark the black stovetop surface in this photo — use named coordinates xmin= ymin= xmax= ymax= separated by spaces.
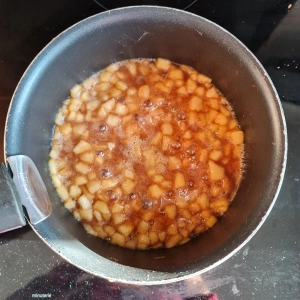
xmin=0 ymin=1 xmax=299 ymax=299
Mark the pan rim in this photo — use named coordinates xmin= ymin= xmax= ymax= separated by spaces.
xmin=5 ymin=5 xmax=287 ymax=285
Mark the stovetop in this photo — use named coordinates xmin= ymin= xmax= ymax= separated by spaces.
xmin=0 ymin=1 xmax=299 ymax=299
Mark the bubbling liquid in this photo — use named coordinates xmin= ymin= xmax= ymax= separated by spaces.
xmin=49 ymin=58 xmax=244 ymax=249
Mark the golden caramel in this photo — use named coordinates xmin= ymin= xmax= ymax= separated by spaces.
xmin=49 ymin=58 xmax=244 ymax=250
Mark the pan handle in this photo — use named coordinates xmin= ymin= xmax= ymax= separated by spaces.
xmin=0 ymin=163 xmax=26 ymax=233
xmin=0 ymin=155 xmax=51 ymax=233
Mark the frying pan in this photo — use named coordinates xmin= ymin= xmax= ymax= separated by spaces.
xmin=0 ymin=6 xmax=287 ymax=284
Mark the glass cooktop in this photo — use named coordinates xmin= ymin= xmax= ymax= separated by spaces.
xmin=0 ymin=0 xmax=299 ymax=299
xmin=93 ymin=0 xmax=198 ymax=10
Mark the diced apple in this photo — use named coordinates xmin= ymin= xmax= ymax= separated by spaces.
xmin=183 ymin=130 xmax=192 ymax=139
xmin=153 ymin=175 xmax=164 ymax=183
xmin=111 ymin=203 xmax=124 ymax=214
xmin=68 ymin=98 xmax=82 ymax=111
xmin=138 ymin=85 xmax=150 ymax=99
xmin=165 ymin=234 xmax=182 ymax=248
xmin=83 ymin=224 xmax=97 ymax=236
xmin=101 ymin=178 xmax=119 ymax=190
xmin=167 ymin=224 xmax=178 ymax=235
xmin=73 ymin=140 xmax=92 ymax=154
xmin=209 ymin=98 xmax=220 ymax=110
xmin=208 ymin=160 xmax=225 ymax=180
xmin=106 ymin=114 xmax=120 ymax=127
xmin=206 ymin=87 xmax=219 ymax=98
xmin=118 ymin=223 xmax=134 ymax=238
xmin=49 ymin=159 xmax=57 ymax=175
xmin=149 ymin=231 xmax=159 ymax=245
xmin=86 ymin=180 xmax=102 ymax=194
xmin=197 ymin=74 xmax=212 ymax=84
xmin=52 ymin=175 xmax=61 ymax=188
xmin=74 ymin=161 xmax=90 ymax=174
xmin=98 ymin=106 xmax=108 ymax=118
xmin=148 ymin=184 xmax=164 ymax=198
xmin=75 ymin=113 xmax=84 ymax=123
xmin=80 ymin=152 xmax=95 ymax=164
xmin=165 ymin=205 xmax=177 ymax=219
xmin=110 ymin=232 xmax=126 ymax=247
xmin=197 ymin=193 xmax=210 ymax=209
xmin=189 ymin=96 xmax=202 ymax=111
xmin=124 ymin=169 xmax=135 ymax=180
xmin=69 ymin=185 xmax=82 ymax=198
xmin=188 ymin=111 xmax=198 ymax=126
xmin=125 ymin=239 xmax=137 ymax=249
xmin=49 ymin=149 xmax=59 ymax=160
xmin=83 ymin=76 xmax=96 ymax=89
xmin=73 ymin=123 xmax=87 ymax=136
xmin=228 ymin=119 xmax=238 ymax=130
xmin=169 ymin=69 xmax=183 ymax=80
xmin=161 ymin=136 xmax=172 ymax=151
xmin=168 ymin=156 xmax=181 ymax=170
xmin=94 ymin=201 xmax=109 ymax=215
xmin=57 ymin=186 xmax=69 ymax=201
xmin=138 ymin=220 xmax=149 ymax=234
xmin=220 ymin=106 xmax=231 ymax=117
xmin=95 ymin=82 xmax=110 ymax=92
xmin=137 ymin=234 xmax=150 ymax=245
xmin=154 ymin=82 xmax=170 ymax=93
xmin=174 ymin=172 xmax=185 ymax=189
xmin=67 ymin=111 xmax=76 ymax=122
xmin=104 ymin=225 xmax=116 ymax=236
xmin=188 ymin=202 xmax=201 ymax=213
xmin=158 ymin=232 xmax=166 ymax=242
xmin=177 ymin=86 xmax=188 ymax=95
xmin=78 ymin=195 xmax=92 ymax=210
xmin=102 ymin=98 xmax=116 ymax=112
xmin=207 ymin=109 xmax=219 ymax=123
xmin=112 ymin=213 xmax=126 ymax=225
xmin=156 ymin=58 xmax=171 ymax=71
xmin=59 ymin=123 xmax=72 ymax=135
xmin=161 ymin=180 xmax=172 ymax=189
xmin=80 ymin=91 xmax=91 ymax=101
xmin=195 ymin=86 xmax=205 ymax=97
xmin=161 ymin=122 xmax=173 ymax=135
xmin=116 ymin=81 xmax=128 ymax=91
xmin=151 ymin=132 xmax=162 ymax=145
xmin=209 ymin=150 xmax=223 ymax=161
xmin=231 ymin=131 xmax=244 ymax=144
xmin=74 ymin=176 xmax=88 ymax=185
xmin=79 ymin=209 xmax=93 ymax=221
xmin=115 ymin=103 xmax=129 ymax=116
xmin=210 ymin=197 xmax=229 ymax=214
xmin=186 ymin=79 xmax=197 ymax=92
xmin=86 ymin=101 xmax=100 ymax=114
xmin=93 ymin=211 xmax=103 ymax=222
xmin=214 ymin=113 xmax=228 ymax=125
xmin=70 ymin=84 xmax=82 ymax=98
xmin=109 ymin=74 xmax=118 ymax=85
xmin=122 ymin=178 xmax=136 ymax=194
xmin=143 ymin=211 xmax=154 ymax=221
xmin=127 ymin=63 xmax=137 ymax=76
xmin=64 ymin=199 xmax=76 ymax=210
xmin=95 ymin=156 xmax=104 ymax=165
xmin=205 ymin=215 xmax=218 ymax=228
xmin=211 ymin=185 xmax=221 ymax=197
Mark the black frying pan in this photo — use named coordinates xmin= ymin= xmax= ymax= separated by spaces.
xmin=0 ymin=6 xmax=287 ymax=284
